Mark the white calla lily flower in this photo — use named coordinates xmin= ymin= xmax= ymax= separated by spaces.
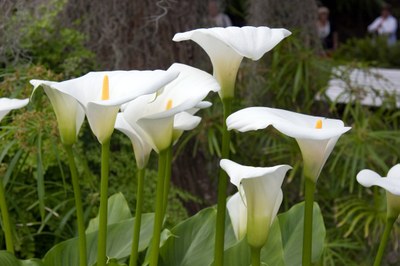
xmin=115 ymin=113 xmax=152 ymax=169
xmin=221 ymin=159 xmax=291 ymax=248
xmin=173 ymin=26 xmax=291 ymax=99
xmin=123 ymin=63 xmax=219 ymax=152
xmin=227 ymin=107 xmax=351 ymax=181
xmin=30 ymin=80 xmax=85 ymax=145
xmin=32 ymin=70 xmax=179 ymax=144
xmin=357 ymin=164 xmax=400 ymax=217
xmin=0 ymin=98 xmax=29 ymax=122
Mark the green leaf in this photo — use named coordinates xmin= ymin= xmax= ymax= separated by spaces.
xmin=223 ymin=219 xmax=285 ymax=266
xmin=222 ymin=239 xmax=250 ymax=266
xmin=278 ymin=202 xmax=326 ymax=265
xmin=159 ymin=206 xmax=257 ymax=266
xmin=159 ymin=207 xmax=217 ymax=266
xmin=43 ymin=213 xmax=154 ymax=266
xmin=260 ymin=219 xmax=285 ymax=266
xmin=86 ymin=192 xmax=132 ymax=233
xmin=0 ymin=251 xmax=44 ymax=266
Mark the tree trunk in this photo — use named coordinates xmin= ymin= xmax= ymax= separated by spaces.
xmin=62 ymin=0 xmax=209 ymax=70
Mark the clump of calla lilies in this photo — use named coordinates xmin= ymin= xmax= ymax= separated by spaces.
xmin=0 ymin=25 xmax=393 ymax=266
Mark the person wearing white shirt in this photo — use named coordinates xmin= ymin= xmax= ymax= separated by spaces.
xmin=368 ymin=4 xmax=398 ymax=45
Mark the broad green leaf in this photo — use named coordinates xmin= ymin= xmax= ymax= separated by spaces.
xmin=159 ymin=206 xmax=245 ymax=266
xmin=0 ymin=251 xmax=44 ymax=266
xmin=222 ymin=239 xmax=250 ymax=266
xmin=278 ymin=202 xmax=326 ymax=266
xmin=86 ymin=192 xmax=132 ymax=233
xmin=260 ymin=219 xmax=285 ymax=266
xmin=223 ymin=218 xmax=285 ymax=266
xmin=159 ymin=207 xmax=217 ymax=266
xmin=43 ymin=213 xmax=154 ymax=266
xmin=141 ymin=228 xmax=174 ymax=266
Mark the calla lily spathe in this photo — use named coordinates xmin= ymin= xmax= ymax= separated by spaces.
xmin=123 ymin=64 xmax=219 ymax=152
xmin=227 ymin=107 xmax=351 ymax=181
xmin=221 ymin=159 xmax=291 ymax=248
xmin=0 ymin=98 xmax=29 ymax=122
xmin=32 ymin=70 xmax=179 ymax=144
xmin=115 ymin=113 xmax=152 ymax=169
xmin=173 ymin=26 xmax=291 ymax=99
xmin=357 ymin=164 xmax=400 ymax=217
xmin=30 ymin=80 xmax=85 ymax=145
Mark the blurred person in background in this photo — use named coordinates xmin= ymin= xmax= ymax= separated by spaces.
xmin=368 ymin=3 xmax=397 ymax=45
xmin=207 ymin=0 xmax=232 ymax=27
xmin=317 ymin=6 xmax=338 ymax=53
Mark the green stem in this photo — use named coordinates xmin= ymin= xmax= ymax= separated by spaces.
xmin=373 ymin=216 xmax=396 ymax=266
xmin=64 ymin=145 xmax=87 ymax=266
xmin=149 ymin=149 xmax=168 ymax=266
xmin=129 ymin=168 xmax=146 ymax=266
xmin=97 ymin=139 xmax=111 ymax=266
xmin=162 ymin=145 xmax=173 ymax=217
xmin=251 ymin=247 xmax=261 ymax=266
xmin=302 ymin=178 xmax=316 ymax=266
xmin=214 ymin=97 xmax=232 ymax=266
xmin=0 ymin=177 xmax=13 ymax=254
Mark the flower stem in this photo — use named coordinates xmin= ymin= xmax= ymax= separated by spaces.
xmin=302 ymin=177 xmax=316 ymax=266
xmin=0 ymin=176 xmax=13 ymax=254
xmin=149 ymin=149 xmax=168 ymax=266
xmin=214 ymin=97 xmax=232 ymax=266
xmin=97 ymin=139 xmax=111 ymax=266
xmin=251 ymin=247 xmax=261 ymax=266
xmin=373 ymin=216 xmax=396 ymax=266
xmin=162 ymin=145 xmax=173 ymax=217
xmin=129 ymin=167 xmax=146 ymax=266
xmin=64 ymin=145 xmax=87 ymax=266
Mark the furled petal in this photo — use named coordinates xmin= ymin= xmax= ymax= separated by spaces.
xmin=174 ymin=112 xmax=202 ymax=131
xmin=45 ymin=70 xmax=179 ymax=144
xmin=173 ymin=26 xmax=291 ymax=98
xmin=296 ymin=137 xmax=340 ymax=181
xmin=172 ymin=112 xmax=202 ymax=144
xmin=227 ymin=192 xmax=247 ymax=241
xmin=31 ymin=80 xmax=85 ymax=145
xmin=220 ymin=159 xmax=291 ymax=248
xmin=227 ymin=107 xmax=351 ymax=181
xmin=171 ymin=101 xmax=211 ymax=144
xmin=0 ymin=98 xmax=29 ymax=122
xmin=357 ymin=165 xmax=400 ymax=217
xmin=193 ymin=101 xmax=212 ymax=111
xmin=115 ymin=113 xmax=152 ymax=169
xmin=123 ymin=64 xmax=219 ymax=152
xmin=357 ymin=165 xmax=400 ymax=195
xmin=241 ymin=168 xmax=290 ymax=248
xmin=137 ymin=115 xmax=175 ymax=152
xmin=271 ymin=190 xmax=283 ymax=226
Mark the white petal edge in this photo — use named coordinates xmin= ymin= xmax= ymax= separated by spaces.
xmin=0 ymin=98 xmax=29 ymax=122
xmin=227 ymin=192 xmax=247 ymax=241
xmin=357 ymin=166 xmax=400 ymax=195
